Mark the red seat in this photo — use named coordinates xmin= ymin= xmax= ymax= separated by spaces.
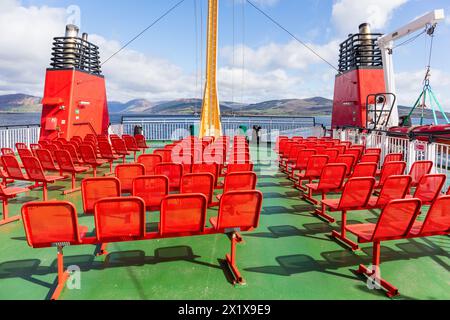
xmin=407 ymin=174 xmax=446 ymax=205
xmin=155 ymin=163 xmax=183 ymax=192
xmin=111 ymin=139 xmax=130 ymax=163
xmin=216 ymin=172 xmax=257 ymax=202
xmin=35 ymin=149 xmax=61 ymax=173
xmin=137 ymin=154 xmax=162 ymax=175
xmin=367 ymin=175 xmax=412 ymax=209
xmin=1 ymin=155 xmax=30 ymax=182
xmin=160 ymin=194 xmax=207 ymax=236
xmin=322 ymin=148 xmax=339 ymax=163
xmin=55 ymin=150 xmax=90 ymax=194
xmin=335 ymin=154 xmax=356 ymax=177
xmin=61 ymin=144 xmax=83 ymax=165
xmin=409 ymin=160 xmax=433 ymax=187
xmin=81 ymin=177 xmax=121 ymax=215
xmin=123 ymin=135 xmax=140 ymax=162
xmin=192 ymin=162 xmax=220 ymax=187
xmin=322 ymin=177 xmax=376 ymax=250
xmin=294 ymin=155 xmax=329 ymax=190
xmin=287 ymin=149 xmax=316 ymax=180
xmin=17 ymin=148 xmax=33 ymax=162
xmin=345 ymin=148 xmax=362 ymax=162
xmin=346 ymin=198 xmax=422 ymax=297
xmin=409 ymin=195 xmax=450 ymax=237
xmin=305 ymin=163 xmax=347 ymax=220
xmin=280 ymin=144 xmax=303 ymax=172
xmin=94 ymin=197 xmax=146 ymax=242
xmin=229 ymin=152 xmax=251 ymax=164
xmin=154 ymin=149 xmax=172 ymax=163
xmin=365 ymin=148 xmax=381 ymax=155
xmin=375 ymin=161 xmax=406 ymax=189
xmin=1 ymin=148 xmax=14 ymax=156
xmin=115 ymin=164 xmax=145 ymax=194
xmin=0 ymin=183 xmax=28 ymax=226
xmin=79 ymin=144 xmax=108 ymax=177
xmin=22 ymin=156 xmax=65 ymax=201
xmin=225 ymin=162 xmax=254 ymax=175
xmin=350 ymin=162 xmax=378 ymax=178
xmin=360 ymin=153 xmax=380 ymax=164
xmin=15 ymin=143 xmax=28 ymax=150
xmin=133 ymin=175 xmax=169 ymax=211
xmin=135 ymin=134 xmax=150 ymax=153
xmin=97 ymin=141 xmax=119 ymax=174
xmin=181 ymin=173 xmax=214 ymax=207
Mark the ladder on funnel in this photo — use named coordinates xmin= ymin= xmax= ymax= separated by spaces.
xmin=366 ymin=93 xmax=397 ymax=130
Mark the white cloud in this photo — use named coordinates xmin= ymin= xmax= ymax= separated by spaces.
xmin=332 ymin=0 xmax=408 ymax=35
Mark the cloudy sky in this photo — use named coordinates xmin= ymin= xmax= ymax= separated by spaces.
xmin=1 ymin=0 xmax=450 ymax=109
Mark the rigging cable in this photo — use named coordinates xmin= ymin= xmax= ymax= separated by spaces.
xmin=241 ymin=0 xmax=246 ymax=105
xmin=232 ymin=0 xmax=236 ymax=103
xmin=101 ymin=0 xmax=187 ymax=66
xmin=246 ymin=0 xmax=340 ymax=73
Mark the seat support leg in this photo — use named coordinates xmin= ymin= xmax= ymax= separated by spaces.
xmin=42 ymin=182 xmax=48 ymax=201
xmin=51 ymin=246 xmax=70 ymax=300
xmin=313 ymin=193 xmax=336 ymax=223
xmin=0 ymin=198 xmax=20 ymax=226
xmin=356 ymin=242 xmax=399 ymax=297
xmin=225 ymin=232 xmax=245 ymax=285
xmin=331 ymin=210 xmax=360 ymax=250
xmin=96 ymin=243 xmax=109 ymax=256
xmin=63 ymin=174 xmax=81 ymax=195
xmin=302 ymin=186 xmax=319 ymax=205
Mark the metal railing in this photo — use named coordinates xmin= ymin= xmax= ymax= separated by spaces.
xmin=0 ymin=125 xmax=40 ymax=151
xmin=334 ymin=127 xmax=450 ymax=190
xmin=122 ymin=116 xmax=318 ymax=141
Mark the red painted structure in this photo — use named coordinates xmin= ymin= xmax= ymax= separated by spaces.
xmin=40 ymin=69 xmax=109 ymax=141
xmin=332 ymin=69 xmax=386 ymax=128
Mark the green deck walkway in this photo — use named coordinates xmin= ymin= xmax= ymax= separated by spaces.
xmin=0 ymin=143 xmax=448 ymax=300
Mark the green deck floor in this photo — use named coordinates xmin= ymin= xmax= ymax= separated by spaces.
xmin=0 ymin=143 xmax=448 ymax=300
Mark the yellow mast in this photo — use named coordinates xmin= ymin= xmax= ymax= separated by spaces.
xmin=199 ymin=0 xmax=222 ymax=138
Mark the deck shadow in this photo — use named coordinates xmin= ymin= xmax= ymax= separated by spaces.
xmin=262 ymin=204 xmax=315 ymax=216
xmin=247 ymin=224 xmax=335 ymax=241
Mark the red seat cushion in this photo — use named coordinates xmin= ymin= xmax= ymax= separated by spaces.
xmin=321 ymin=199 xmax=340 ymax=210
xmin=346 ymin=223 xmax=376 ymax=242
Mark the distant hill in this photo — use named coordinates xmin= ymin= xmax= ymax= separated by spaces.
xmin=0 ymin=94 xmax=42 ymax=113
xmin=1 ymin=93 xmax=449 ymax=120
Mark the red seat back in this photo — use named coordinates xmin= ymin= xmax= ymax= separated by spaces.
xmin=22 ymin=157 xmax=48 ymax=182
xmin=378 ymin=161 xmax=406 ymax=187
xmin=384 ymin=153 xmax=403 ymax=163
xmin=360 ymin=154 xmax=380 ymax=164
xmin=181 ymin=173 xmax=214 ymax=204
xmin=98 ymin=141 xmax=115 ymax=159
xmin=335 ymin=154 xmax=356 ymax=174
xmin=15 ymin=143 xmax=28 ymax=150
xmin=1 ymin=148 xmax=14 ymax=156
xmin=375 ymin=175 xmax=412 ymax=207
xmin=155 ymin=163 xmax=183 ymax=191
xmin=409 ymin=161 xmax=433 ymax=185
xmin=62 ymin=144 xmax=80 ymax=162
xmin=123 ymin=135 xmax=139 ymax=150
xmin=115 ymin=164 xmax=145 ymax=193
xmin=223 ymin=172 xmax=257 ymax=193
xmin=317 ymin=164 xmax=347 ymax=190
xmin=160 ymin=194 xmax=207 ymax=235
xmin=227 ymin=162 xmax=254 ymax=174
xmin=413 ymin=174 xmax=446 ymax=204
xmin=351 ymin=162 xmax=378 ymax=178
xmin=365 ymin=148 xmax=381 ymax=155
xmin=415 ymin=195 xmax=450 ymax=236
xmin=304 ymin=155 xmax=329 ymax=178
xmin=79 ymin=144 xmax=99 ymax=165
xmin=372 ymin=199 xmax=422 ymax=241
xmin=345 ymin=148 xmax=362 ymax=162
xmin=154 ymin=149 xmax=172 ymax=162
xmin=111 ymin=139 xmax=128 ymax=155
xmin=215 ymin=190 xmax=263 ymax=231
xmin=35 ymin=149 xmax=58 ymax=171
xmin=135 ymin=134 xmax=148 ymax=148
xmin=22 ymin=201 xmax=81 ymax=248
xmin=192 ymin=163 xmax=219 ymax=185
xmin=55 ymin=150 xmax=76 ymax=172
xmin=132 ymin=176 xmax=169 ymax=210
xmin=138 ymin=154 xmax=162 ymax=175
xmin=323 ymin=149 xmax=339 ymax=163
xmin=338 ymin=177 xmax=375 ymax=209
xmin=1 ymin=155 xmax=27 ymax=180
xmin=295 ymin=149 xmax=316 ymax=168
xmin=94 ymin=197 xmax=146 ymax=242
xmin=82 ymin=177 xmax=121 ymax=214
xmin=18 ymin=148 xmax=33 ymax=161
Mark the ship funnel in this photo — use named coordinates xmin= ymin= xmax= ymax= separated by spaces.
xmin=359 ymin=23 xmax=373 ymax=66
xmin=82 ymin=33 xmax=88 ymax=41
xmin=63 ymin=24 xmax=79 ymax=68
